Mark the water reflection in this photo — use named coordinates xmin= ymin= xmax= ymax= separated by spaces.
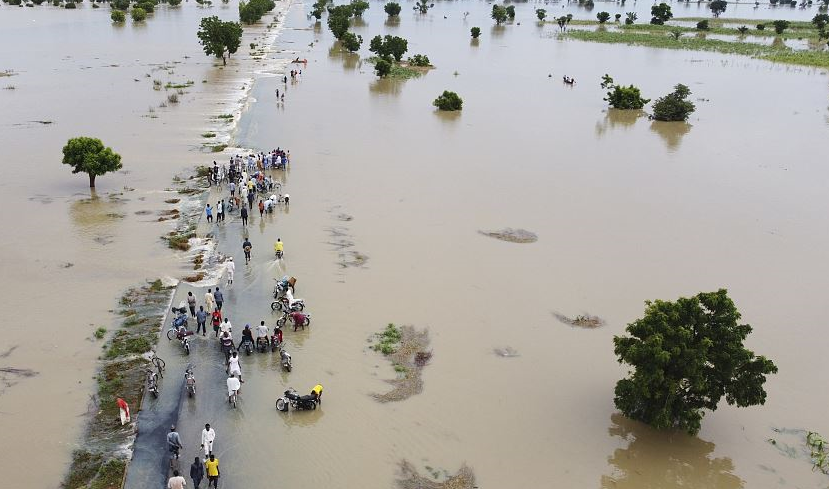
xmin=470 ymin=38 xmax=480 ymax=47
xmin=369 ymin=77 xmax=406 ymax=96
xmin=327 ymin=42 xmax=360 ymax=71
xmin=600 ymin=414 xmax=744 ymax=489
xmin=650 ymin=120 xmax=691 ymax=152
xmin=69 ymin=190 xmax=126 ymax=239
xmin=595 ymin=109 xmax=643 ymax=137
xmin=384 ymin=17 xmax=400 ymax=28
xmin=491 ymin=25 xmax=506 ymax=38
xmin=351 ymin=17 xmax=367 ymax=29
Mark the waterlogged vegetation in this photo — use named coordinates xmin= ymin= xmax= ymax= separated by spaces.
xmin=371 ymin=324 xmax=432 ymax=402
xmin=564 ymin=16 xmax=829 ymax=69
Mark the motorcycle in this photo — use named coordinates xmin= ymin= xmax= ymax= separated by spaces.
xmin=181 ymin=334 xmax=191 ymax=355
xmin=276 ymin=311 xmax=311 ymax=331
xmin=270 ymin=333 xmax=283 ymax=352
xmin=184 ymin=367 xmax=196 ymax=397
xmin=276 ymin=388 xmax=316 ymax=412
xmin=271 ymin=296 xmax=305 ymax=313
xmin=279 ymin=346 xmax=292 ymax=372
xmin=171 ymin=306 xmax=188 ymax=329
xmin=240 ymin=338 xmax=254 ymax=356
xmin=272 ymin=276 xmax=296 ymax=299
xmin=275 ymin=249 xmax=283 ymax=260
xmin=256 ymin=337 xmax=270 ymax=353
xmin=147 ymin=369 xmax=159 ymax=398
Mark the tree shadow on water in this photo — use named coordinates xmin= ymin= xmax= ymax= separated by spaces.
xmin=601 ymin=413 xmax=744 ymax=489
xmin=650 ymin=120 xmax=691 ymax=152
xmin=327 ymin=42 xmax=360 ymax=71
xmin=369 ymin=77 xmax=406 ymax=96
xmin=595 ymin=109 xmax=643 ymax=138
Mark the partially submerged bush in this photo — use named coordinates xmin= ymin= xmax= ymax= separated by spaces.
xmin=374 ymin=58 xmax=391 ymax=77
xmin=384 ymin=1 xmax=401 ymax=17
xmin=601 ymin=74 xmax=649 ymax=110
xmin=471 ymin=26 xmax=481 ymax=38
xmin=407 ymin=54 xmax=430 ymax=66
xmin=651 ymin=83 xmax=696 ymax=121
xmin=111 ymin=9 xmax=126 ymax=21
xmin=433 ymin=90 xmax=462 ymax=111
xmin=131 ymin=7 xmax=147 ymax=21
xmin=696 ymin=19 xmax=709 ymax=30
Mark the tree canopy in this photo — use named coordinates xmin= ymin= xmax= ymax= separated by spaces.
xmin=350 ymin=0 xmax=369 ymax=16
xmin=613 ymin=289 xmax=778 ymax=435
xmin=433 ymin=91 xmax=463 ymax=111
xmin=652 ymin=84 xmax=696 ymax=121
xmin=369 ymin=34 xmax=408 ymax=62
xmin=600 ymin=74 xmax=649 ymax=110
xmin=491 ymin=4 xmax=508 ymax=25
xmin=62 ymin=137 xmax=123 ymax=188
xmin=535 ymin=9 xmax=546 ymax=21
xmin=197 ymin=16 xmax=243 ymax=65
xmin=709 ymin=0 xmax=727 ymax=17
xmin=650 ymin=3 xmax=672 ymax=25
xmin=384 ymin=2 xmax=401 ymax=17
xmin=340 ymin=32 xmax=362 ymax=52
xmin=239 ymin=0 xmax=275 ymax=24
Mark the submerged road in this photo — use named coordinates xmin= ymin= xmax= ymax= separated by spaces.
xmin=125 ymin=172 xmax=325 ymax=488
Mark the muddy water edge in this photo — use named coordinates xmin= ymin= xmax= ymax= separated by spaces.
xmin=0 ymin=2 xmax=291 ymax=487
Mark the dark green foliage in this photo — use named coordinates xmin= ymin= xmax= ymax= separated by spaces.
xmin=650 ymin=2 xmax=672 ymax=25
xmin=471 ymin=26 xmax=481 ymax=38
xmin=111 ymin=9 xmax=126 ymax=20
xmin=600 ymin=74 xmax=649 ymax=110
xmin=340 ymin=31 xmax=362 ymax=52
xmin=535 ymin=8 xmax=547 ymax=21
xmin=597 ymin=11 xmax=610 ymax=23
xmin=384 ymin=1 xmax=400 ymax=17
xmin=625 ymin=12 xmax=637 ymax=25
xmin=168 ymin=0 xmax=181 ymax=6
xmin=408 ymin=54 xmax=430 ymax=66
xmin=328 ymin=3 xmax=353 ymax=17
xmin=613 ymin=289 xmax=778 ymax=435
xmin=615 ymin=13 xmax=621 ymax=21
xmin=197 ymin=16 xmax=243 ymax=65
xmin=239 ymin=0 xmax=275 ymax=24
xmin=737 ymin=25 xmax=749 ymax=35
xmin=812 ymin=13 xmax=829 ymax=30
xmin=368 ymin=34 xmax=408 ymax=61
xmin=137 ymin=1 xmax=154 ymax=12
xmin=350 ymin=0 xmax=368 ymax=16
xmin=433 ymin=90 xmax=463 ymax=111
xmin=374 ymin=58 xmax=391 ymax=77
xmin=491 ymin=4 xmax=507 ymax=25
xmin=62 ymin=137 xmax=122 ymax=187
xmin=414 ymin=0 xmax=430 ymax=14
xmin=756 ymin=23 xmax=765 ymax=31
xmin=696 ymin=19 xmax=709 ymax=30
xmin=111 ymin=0 xmax=129 ymax=9
xmin=65 ymin=2 xmax=76 ymax=8
xmin=327 ymin=14 xmax=349 ymax=39
xmin=709 ymin=0 xmax=727 ymax=17
xmin=772 ymin=19 xmax=789 ymax=34
xmin=505 ymin=5 xmax=515 ymax=19
xmin=651 ymin=83 xmax=696 ymax=121
xmin=584 ymin=0 xmax=594 ymax=8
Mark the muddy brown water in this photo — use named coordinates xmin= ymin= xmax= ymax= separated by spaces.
xmin=1 ymin=0 xmax=829 ymax=488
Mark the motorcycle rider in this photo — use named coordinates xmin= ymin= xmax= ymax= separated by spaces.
xmin=255 ymin=320 xmax=270 ymax=348
xmin=220 ymin=332 xmax=234 ymax=362
xmin=273 ymin=238 xmax=284 ymax=258
xmin=227 ymin=373 xmax=241 ymax=403
xmin=311 ymin=384 xmax=323 ymax=403
xmin=227 ymin=351 xmax=243 ymax=381
xmin=238 ymin=325 xmax=254 ymax=351
xmin=289 ymin=310 xmax=307 ymax=331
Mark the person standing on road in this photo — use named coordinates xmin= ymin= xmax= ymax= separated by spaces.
xmin=240 ymin=205 xmax=248 ymax=226
xmin=225 ymin=257 xmax=235 ymax=285
xmin=167 ymin=425 xmax=184 ymax=459
xmin=211 ymin=309 xmax=222 ymax=337
xmin=190 ymin=457 xmax=204 ymax=489
xmin=213 ymin=287 xmax=224 ymax=311
xmin=200 ymin=424 xmax=215 ymax=457
xmin=167 ymin=469 xmax=186 ymax=489
xmin=243 ymin=238 xmax=252 ymax=264
xmin=187 ymin=292 xmax=196 ymax=318
xmin=205 ymin=204 xmax=213 ymax=223
xmin=195 ymin=306 xmax=208 ymax=336
xmin=204 ymin=289 xmax=215 ymax=313
xmin=204 ymin=454 xmax=220 ymax=489
xmin=258 ymin=199 xmax=264 ymax=217
xmin=229 ymin=181 xmax=236 ymax=199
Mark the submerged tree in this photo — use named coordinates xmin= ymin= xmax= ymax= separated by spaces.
xmin=369 ymin=34 xmax=408 ymax=61
xmin=772 ymin=19 xmax=789 ymax=34
xmin=555 ymin=15 xmax=572 ymax=31
xmin=374 ymin=58 xmax=391 ymax=77
xmin=433 ymin=90 xmax=463 ymax=111
xmin=340 ymin=31 xmax=362 ymax=52
xmin=600 ymin=74 xmax=649 ymax=110
xmin=597 ymin=11 xmax=610 ymax=23
xmin=625 ymin=12 xmax=637 ymax=25
xmin=613 ymin=289 xmax=778 ymax=435
xmin=197 ymin=16 xmax=243 ymax=65
xmin=62 ymin=137 xmax=123 ymax=188
xmin=414 ymin=0 xmax=431 ymax=14
xmin=651 ymin=83 xmax=696 ymax=121
xmin=709 ymin=0 xmax=727 ymax=17
xmin=327 ymin=13 xmax=350 ymax=39
xmin=536 ymin=8 xmax=547 ymax=21
xmin=470 ymin=26 xmax=481 ymax=38
xmin=505 ymin=5 xmax=515 ymax=20
xmin=492 ymin=4 xmax=508 ymax=25
xmin=384 ymin=1 xmax=401 ymax=17
xmin=350 ymin=0 xmax=369 ymax=16
xmin=650 ymin=2 xmax=672 ymax=25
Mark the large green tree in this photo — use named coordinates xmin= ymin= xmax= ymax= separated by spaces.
xmin=62 ymin=137 xmax=123 ymax=188
xmin=613 ymin=289 xmax=778 ymax=435
xmin=384 ymin=1 xmax=401 ymax=17
xmin=197 ymin=16 xmax=243 ymax=65
xmin=652 ymin=83 xmax=696 ymax=121
xmin=650 ymin=2 xmax=672 ymax=25
xmin=369 ymin=34 xmax=408 ymax=62
xmin=491 ymin=4 xmax=507 ymax=25
xmin=601 ymin=74 xmax=649 ymax=110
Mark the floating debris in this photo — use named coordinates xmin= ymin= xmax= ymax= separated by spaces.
xmin=493 ymin=346 xmax=519 ymax=357
xmin=478 ymin=228 xmax=538 ymax=243
xmin=371 ymin=324 xmax=431 ymax=403
xmin=553 ymin=312 xmax=604 ymax=329
xmin=397 ymin=460 xmax=476 ymax=489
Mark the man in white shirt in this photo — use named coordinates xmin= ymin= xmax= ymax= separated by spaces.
xmin=255 ymin=321 xmax=269 ymax=344
xmin=204 ymin=290 xmax=215 ymax=313
xmin=227 ymin=352 xmax=242 ymax=380
xmin=200 ymin=423 xmax=216 ymax=456
xmin=220 ymin=318 xmax=232 ymax=335
xmin=227 ymin=374 xmax=241 ymax=403
xmin=167 ymin=470 xmax=186 ymax=489
xmin=225 ymin=257 xmax=235 ymax=285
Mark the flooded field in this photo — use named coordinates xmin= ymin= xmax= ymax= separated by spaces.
xmin=1 ymin=0 xmax=828 ymax=487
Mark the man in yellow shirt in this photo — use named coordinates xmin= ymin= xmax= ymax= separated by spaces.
xmin=312 ymin=384 xmax=323 ymax=403
xmin=274 ymin=239 xmax=284 ymax=258
xmin=204 ymin=454 xmax=220 ymax=488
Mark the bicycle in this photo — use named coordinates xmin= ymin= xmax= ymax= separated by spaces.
xmin=229 ymin=390 xmax=238 ymax=409
xmin=150 ymin=350 xmax=166 ymax=378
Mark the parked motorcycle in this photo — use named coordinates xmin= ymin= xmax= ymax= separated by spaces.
xmin=171 ymin=306 xmax=188 ymax=329
xmin=184 ymin=367 xmax=196 ymax=397
xmin=276 ymin=311 xmax=311 ymax=331
xmin=271 ymin=297 xmax=305 ymax=313
xmin=147 ymin=369 xmax=159 ymax=398
xmin=276 ymin=388 xmax=316 ymax=412
xmin=279 ymin=346 xmax=292 ymax=372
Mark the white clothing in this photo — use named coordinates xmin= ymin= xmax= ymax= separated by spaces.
xmin=201 ymin=428 xmax=216 ymax=455
xmin=168 ymin=475 xmax=187 ymax=489
xmin=204 ymin=293 xmax=215 ymax=311
xmin=228 ymin=357 xmax=241 ymax=376
xmin=226 ymin=261 xmax=235 ymax=282
xmin=256 ymin=324 xmax=269 ymax=338
xmin=227 ymin=377 xmax=241 ymax=397
xmin=220 ymin=321 xmax=232 ymax=334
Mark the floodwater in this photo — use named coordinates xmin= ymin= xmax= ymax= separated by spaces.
xmin=2 ymin=0 xmax=829 ymax=488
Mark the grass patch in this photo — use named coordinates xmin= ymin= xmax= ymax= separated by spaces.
xmin=216 ymin=114 xmax=234 ymax=120
xmin=366 ymin=57 xmax=424 ymax=79
xmin=164 ymin=80 xmax=194 ymax=89
xmin=201 ymin=132 xmax=216 ymax=138
xmin=94 ymin=327 xmax=107 ymax=339
xmin=89 ymin=458 xmax=127 ymax=489
xmin=164 ymin=231 xmax=195 ymax=251
xmin=565 ymin=28 xmax=829 ymax=69
xmin=371 ymin=324 xmax=432 ymax=403
xmin=621 ymin=21 xmax=822 ymax=40
xmin=195 ymin=165 xmax=212 ymax=178
xmin=63 ymin=450 xmax=105 ymax=489
xmin=397 ymin=460 xmax=476 ymax=489
xmin=211 ymin=144 xmax=227 ymax=153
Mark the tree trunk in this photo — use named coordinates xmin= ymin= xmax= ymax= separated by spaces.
xmin=88 ymin=173 xmax=96 ymax=188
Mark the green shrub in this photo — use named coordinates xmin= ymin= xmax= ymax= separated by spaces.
xmin=94 ymin=327 xmax=107 ymax=339
xmin=350 ymin=0 xmax=368 ymax=16
xmin=111 ymin=0 xmax=129 ymax=9
xmin=471 ymin=27 xmax=481 ymax=38
xmin=772 ymin=19 xmax=789 ymax=34
xmin=597 ymin=11 xmax=610 ymax=23
xmin=651 ymin=83 xmax=695 ymax=121
xmin=584 ymin=0 xmax=594 ymax=8
xmin=601 ymin=74 xmax=649 ymax=109
xmin=384 ymin=1 xmax=400 ymax=16
xmin=168 ymin=0 xmax=181 ymax=5
xmin=505 ymin=5 xmax=515 ymax=18
xmin=327 ymin=13 xmax=349 ymax=39
xmin=696 ymin=19 xmax=709 ymax=30
xmin=737 ymin=25 xmax=749 ymax=35
xmin=65 ymin=2 xmax=76 ymax=7
xmin=407 ymin=54 xmax=430 ymax=66
xmin=340 ymin=32 xmax=362 ymax=52
xmin=131 ymin=7 xmax=146 ymax=20
xmin=650 ymin=2 xmax=672 ymax=25
xmin=137 ymin=1 xmax=153 ymax=12
xmin=756 ymin=23 xmax=765 ymax=30
xmin=374 ymin=58 xmax=391 ymax=77
xmin=239 ymin=0 xmax=275 ymax=24
xmin=433 ymin=90 xmax=463 ymax=111
xmin=111 ymin=9 xmax=125 ymax=21
xmin=536 ymin=8 xmax=546 ymax=21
